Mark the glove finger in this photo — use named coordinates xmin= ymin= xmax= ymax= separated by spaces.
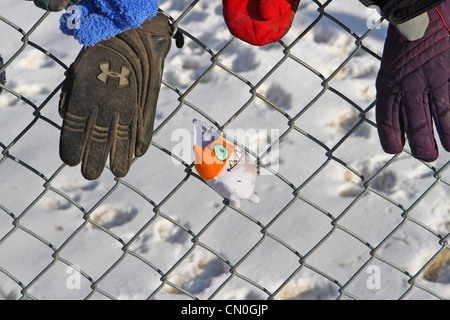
xmin=110 ymin=112 xmax=138 ymax=178
xmin=113 ymin=30 xmax=148 ymax=128
xmin=112 ymin=32 xmax=150 ymax=158
xmin=401 ymin=92 xmax=439 ymax=161
xmin=135 ymin=15 xmax=172 ymax=157
xmin=32 ymin=0 xmax=70 ymax=11
xmin=59 ymin=59 xmax=91 ymax=167
xmin=429 ymin=79 xmax=450 ymax=152
xmin=81 ymin=112 xmax=114 ymax=180
xmin=47 ymin=0 xmax=70 ymax=11
xmin=59 ymin=105 xmax=94 ymax=167
xmin=376 ymin=92 xmax=405 ymax=154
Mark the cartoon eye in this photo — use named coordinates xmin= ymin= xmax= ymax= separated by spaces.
xmin=214 ymin=144 xmax=229 ymax=161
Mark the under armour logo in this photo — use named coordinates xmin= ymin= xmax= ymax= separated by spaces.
xmin=97 ymin=62 xmax=131 ymax=88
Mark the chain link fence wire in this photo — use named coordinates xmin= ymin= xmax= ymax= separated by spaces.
xmin=0 ymin=0 xmax=449 ymax=300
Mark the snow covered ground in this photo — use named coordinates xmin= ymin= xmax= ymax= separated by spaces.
xmin=0 ymin=0 xmax=448 ymax=300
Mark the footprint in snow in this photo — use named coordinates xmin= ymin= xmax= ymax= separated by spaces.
xmin=162 ymin=0 xmax=193 ymax=11
xmin=165 ymin=55 xmax=214 ymax=86
xmin=214 ymin=3 xmax=223 ymax=16
xmin=42 ymin=176 xmax=100 ymax=211
xmin=313 ymin=25 xmax=337 ymax=45
xmin=128 ymin=233 xmax=151 ymax=254
xmin=230 ymin=47 xmax=260 ymax=73
xmin=255 ymin=82 xmax=292 ymax=111
xmin=0 ymin=285 xmax=18 ymax=300
xmin=181 ymin=57 xmax=203 ymax=71
xmin=163 ymin=250 xmax=227 ymax=295
xmin=89 ymin=204 xmax=138 ymax=229
xmin=325 ymin=108 xmax=371 ymax=138
xmin=17 ymin=50 xmax=54 ymax=69
xmin=154 ymin=218 xmax=190 ymax=244
xmin=334 ymin=61 xmax=379 ymax=80
xmin=423 ymin=249 xmax=450 ymax=284
xmin=164 ymin=68 xmax=193 ymax=87
xmin=181 ymin=11 xmax=209 ymax=24
xmin=359 ymin=85 xmax=377 ymax=101
xmin=312 ymin=25 xmax=354 ymax=56
xmin=0 ymin=81 xmax=50 ymax=107
xmin=275 ymin=277 xmax=336 ymax=300
xmin=429 ymin=201 xmax=450 ymax=235
xmin=43 ymin=194 xmax=81 ymax=210
xmin=51 ymin=176 xmax=99 ymax=192
xmin=333 ymin=157 xmax=397 ymax=198
xmin=221 ymin=288 xmax=265 ymax=300
xmin=42 ymin=175 xmax=100 ymax=210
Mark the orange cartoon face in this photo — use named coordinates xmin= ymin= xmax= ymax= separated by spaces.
xmin=193 ymin=138 xmax=235 ymax=181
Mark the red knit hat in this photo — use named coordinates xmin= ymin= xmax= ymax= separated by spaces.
xmin=222 ymin=0 xmax=301 ymax=46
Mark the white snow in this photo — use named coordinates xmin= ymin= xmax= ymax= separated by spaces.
xmin=0 ymin=0 xmax=448 ymax=300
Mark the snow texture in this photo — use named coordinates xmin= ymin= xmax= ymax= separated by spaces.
xmin=0 ymin=0 xmax=448 ymax=300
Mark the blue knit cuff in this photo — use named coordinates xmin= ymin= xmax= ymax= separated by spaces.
xmin=60 ymin=0 xmax=160 ymax=47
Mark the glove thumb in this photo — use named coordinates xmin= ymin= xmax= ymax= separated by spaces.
xmin=394 ymin=12 xmax=430 ymax=41
xmin=258 ymin=0 xmax=292 ymax=20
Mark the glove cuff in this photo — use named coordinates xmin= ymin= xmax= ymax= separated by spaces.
xmin=360 ymin=0 xmax=445 ymax=23
xmin=60 ymin=0 xmax=160 ymax=46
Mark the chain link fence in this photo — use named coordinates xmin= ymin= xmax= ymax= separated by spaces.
xmin=0 ymin=0 xmax=448 ymax=300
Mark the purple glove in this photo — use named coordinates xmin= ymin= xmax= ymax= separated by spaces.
xmin=376 ymin=1 xmax=450 ymax=162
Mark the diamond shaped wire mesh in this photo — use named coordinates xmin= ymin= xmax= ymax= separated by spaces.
xmin=0 ymin=0 xmax=448 ymax=300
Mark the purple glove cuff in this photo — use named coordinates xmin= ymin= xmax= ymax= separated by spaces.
xmin=378 ymin=9 xmax=449 ymax=84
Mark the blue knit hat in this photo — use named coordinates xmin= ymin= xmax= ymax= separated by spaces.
xmin=60 ymin=0 xmax=160 ymax=47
